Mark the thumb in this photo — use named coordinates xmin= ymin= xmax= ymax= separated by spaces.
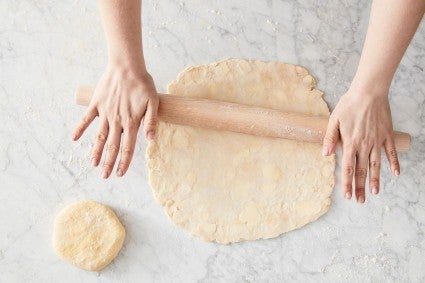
xmin=384 ymin=136 xmax=400 ymax=176
xmin=144 ymin=96 xmax=159 ymax=141
xmin=322 ymin=118 xmax=339 ymax=156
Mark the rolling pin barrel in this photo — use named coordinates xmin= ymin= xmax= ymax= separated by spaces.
xmin=75 ymin=87 xmax=411 ymax=152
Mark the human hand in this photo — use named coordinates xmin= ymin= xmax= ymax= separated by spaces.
xmin=322 ymin=85 xmax=400 ymax=203
xmin=71 ymin=63 xmax=159 ymax=179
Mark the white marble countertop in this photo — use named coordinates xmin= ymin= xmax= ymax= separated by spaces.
xmin=1 ymin=0 xmax=424 ymax=282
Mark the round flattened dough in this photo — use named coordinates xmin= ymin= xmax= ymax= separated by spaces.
xmin=52 ymin=200 xmax=126 ymax=271
xmin=147 ymin=59 xmax=335 ymax=244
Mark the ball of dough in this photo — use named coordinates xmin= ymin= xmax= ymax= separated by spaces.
xmin=52 ymin=200 xmax=126 ymax=271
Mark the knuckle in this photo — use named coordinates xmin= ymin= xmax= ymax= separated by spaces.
xmin=106 ymin=144 xmax=119 ymax=153
xmin=121 ymin=146 xmax=133 ymax=156
xmin=82 ymin=115 xmax=91 ymax=124
xmin=324 ymin=135 xmax=337 ymax=144
xmin=392 ymin=159 xmax=400 ymax=167
xmin=91 ymin=150 xmax=102 ymax=158
xmin=126 ymin=118 xmax=139 ymax=129
xmin=148 ymin=94 xmax=159 ymax=103
xmin=370 ymin=177 xmax=380 ymax=185
xmin=356 ymin=138 xmax=373 ymax=150
xmin=118 ymin=161 xmax=129 ymax=169
xmin=388 ymin=148 xmax=398 ymax=158
xmin=387 ymin=147 xmax=400 ymax=166
xmin=111 ymin=114 xmax=122 ymax=125
xmin=344 ymin=184 xmax=352 ymax=191
xmin=356 ymin=186 xmax=365 ymax=192
xmin=96 ymin=132 xmax=107 ymax=142
xmin=103 ymin=162 xmax=114 ymax=170
xmin=74 ymin=128 xmax=82 ymax=135
xmin=342 ymin=142 xmax=356 ymax=154
xmin=147 ymin=89 xmax=159 ymax=101
xmin=76 ymin=123 xmax=86 ymax=132
xmin=343 ymin=166 xmax=354 ymax=176
xmin=370 ymin=160 xmax=381 ymax=169
xmin=355 ymin=168 xmax=367 ymax=178
xmin=360 ymin=138 xmax=370 ymax=147
xmin=145 ymin=116 xmax=158 ymax=128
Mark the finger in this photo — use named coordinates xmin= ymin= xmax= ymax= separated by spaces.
xmin=341 ymin=145 xmax=356 ymax=200
xmin=102 ymin=124 xmax=122 ymax=179
xmin=384 ymin=137 xmax=400 ymax=176
xmin=322 ymin=117 xmax=339 ymax=156
xmin=143 ymin=97 xmax=159 ymax=140
xmin=369 ymin=146 xmax=381 ymax=196
xmin=90 ymin=117 xmax=109 ymax=167
xmin=355 ymin=149 xmax=369 ymax=204
xmin=116 ymin=119 xmax=140 ymax=177
xmin=72 ymin=106 xmax=98 ymax=140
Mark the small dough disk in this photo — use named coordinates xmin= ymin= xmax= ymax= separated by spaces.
xmin=52 ymin=200 xmax=126 ymax=271
xmin=147 ymin=59 xmax=335 ymax=244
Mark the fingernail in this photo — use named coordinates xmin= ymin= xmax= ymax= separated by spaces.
xmin=117 ymin=168 xmax=123 ymax=177
xmin=72 ymin=134 xmax=77 ymax=140
xmin=372 ymin=187 xmax=378 ymax=195
xmin=322 ymin=146 xmax=329 ymax=156
xmin=147 ymin=131 xmax=155 ymax=141
xmin=102 ymin=170 xmax=108 ymax=179
xmin=357 ymin=196 xmax=365 ymax=204
xmin=91 ymin=158 xmax=97 ymax=167
xmin=394 ymin=170 xmax=400 ymax=176
xmin=345 ymin=192 xmax=351 ymax=200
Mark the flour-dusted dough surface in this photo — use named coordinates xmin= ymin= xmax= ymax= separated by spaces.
xmin=52 ymin=201 xmax=126 ymax=271
xmin=147 ymin=59 xmax=335 ymax=244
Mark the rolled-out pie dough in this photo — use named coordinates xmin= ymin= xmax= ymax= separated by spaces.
xmin=52 ymin=200 xmax=126 ymax=271
xmin=147 ymin=59 xmax=335 ymax=244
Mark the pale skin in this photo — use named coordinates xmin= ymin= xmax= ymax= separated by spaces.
xmin=72 ymin=0 xmax=424 ymax=199
xmin=72 ymin=0 xmax=158 ymax=179
xmin=323 ymin=0 xmax=425 ymax=203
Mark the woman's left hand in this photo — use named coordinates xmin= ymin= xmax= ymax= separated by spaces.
xmin=322 ymin=84 xmax=400 ymax=203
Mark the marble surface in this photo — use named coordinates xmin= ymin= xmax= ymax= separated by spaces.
xmin=1 ymin=0 xmax=424 ymax=282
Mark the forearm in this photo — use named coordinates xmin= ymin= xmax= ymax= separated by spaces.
xmin=98 ymin=0 xmax=146 ymax=70
xmin=352 ymin=0 xmax=425 ymax=93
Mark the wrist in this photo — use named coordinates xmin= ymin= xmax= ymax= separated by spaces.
xmin=104 ymin=60 xmax=155 ymax=94
xmin=349 ymin=75 xmax=390 ymax=98
xmin=107 ymin=49 xmax=147 ymax=71
xmin=107 ymin=55 xmax=148 ymax=77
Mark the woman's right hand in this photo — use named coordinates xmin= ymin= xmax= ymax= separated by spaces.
xmin=71 ymin=62 xmax=159 ymax=179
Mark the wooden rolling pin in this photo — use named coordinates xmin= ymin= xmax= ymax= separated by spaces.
xmin=75 ymin=87 xmax=411 ymax=152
